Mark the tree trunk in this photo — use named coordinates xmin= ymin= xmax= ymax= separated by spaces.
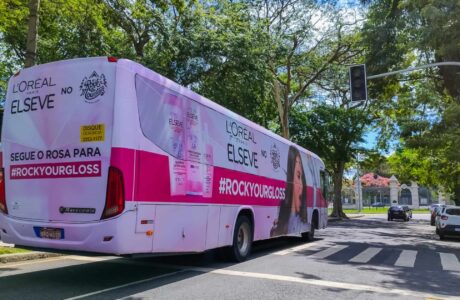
xmin=281 ymin=107 xmax=289 ymax=139
xmin=330 ymin=163 xmax=348 ymax=219
xmin=273 ymin=79 xmax=289 ymax=139
xmin=453 ymin=182 xmax=460 ymax=206
xmin=24 ymin=0 xmax=40 ymax=68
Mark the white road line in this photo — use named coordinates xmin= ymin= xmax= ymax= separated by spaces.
xmin=273 ymin=243 xmax=320 ymax=255
xmin=64 ymin=270 xmax=186 ymax=300
xmin=349 ymin=247 xmax=382 ymax=263
xmin=150 ymin=263 xmax=458 ymax=300
xmin=309 ymin=245 xmax=347 ymax=259
xmin=394 ymin=250 xmax=417 ymax=268
xmin=439 ymin=252 xmax=460 ymax=272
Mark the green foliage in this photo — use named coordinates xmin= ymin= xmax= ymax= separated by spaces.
xmin=363 ymin=0 xmax=460 ymax=203
xmin=290 ymin=104 xmax=370 ymax=172
xmin=358 ymin=151 xmax=392 ymax=177
xmin=0 ymin=246 xmax=30 ymax=255
xmin=0 ymin=0 xmax=275 ymax=123
xmin=290 ymin=103 xmax=371 ymax=218
xmin=186 ymin=1 xmax=276 ymax=125
xmin=388 ymin=148 xmax=440 ymax=186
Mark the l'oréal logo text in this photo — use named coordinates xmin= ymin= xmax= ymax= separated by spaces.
xmin=226 ymin=120 xmax=257 ymax=144
xmin=12 ymin=77 xmax=56 ymax=94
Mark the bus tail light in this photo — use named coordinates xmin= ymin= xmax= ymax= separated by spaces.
xmin=441 ymin=215 xmax=448 ymax=221
xmin=101 ymin=166 xmax=125 ymax=220
xmin=0 ymin=168 xmax=7 ymax=214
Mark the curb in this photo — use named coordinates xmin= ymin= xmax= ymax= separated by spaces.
xmin=0 ymin=251 xmax=64 ymax=264
xmin=328 ymin=214 xmax=365 ymax=222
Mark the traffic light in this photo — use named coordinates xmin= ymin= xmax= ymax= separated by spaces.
xmin=349 ymin=64 xmax=367 ymax=102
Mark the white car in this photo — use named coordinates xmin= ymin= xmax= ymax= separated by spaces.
xmin=435 ymin=206 xmax=460 ymax=240
xmin=429 ymin=203 xmax=444 ymax=212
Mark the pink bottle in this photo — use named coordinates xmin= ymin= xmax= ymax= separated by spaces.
xmin=203 ymin=124 xmax=214 ymax=198
xmin=166 ymin=94 xmax=186 ymax=196
xmin=185 ymin=102 xmax=203 ymax=196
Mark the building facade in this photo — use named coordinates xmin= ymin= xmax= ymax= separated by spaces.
xmin=352 ymin=173 xmax=436 ymax=208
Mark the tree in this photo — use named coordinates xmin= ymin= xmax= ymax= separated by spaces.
xmin=251 ymin=0 xmax=364 ymax=138
xmin=362 ymin=0 xmax=460 ymax=204
xmin=290 ymin=104 xmax=371 ymax=218
xmin=358 ymin=151 xmax=392 ymax=178
xmin=24 ymin=0 xmax=40 ymax=67
xmin=0 ymin=0 xmax=123 ymax=65
xmin=387 ymin=148 xmax=442 ymax=188
xmin=186 ymin=1 xmax=276 ymax=126
xmin=104 ymin=0 xmax=177 ymax=60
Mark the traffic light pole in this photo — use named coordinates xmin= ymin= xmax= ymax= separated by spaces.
xmin=367 ymin=61 xmax=460 ymax=80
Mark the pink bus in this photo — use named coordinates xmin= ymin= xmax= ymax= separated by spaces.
xmin=0 ymin=57 xmax=329 ymax=261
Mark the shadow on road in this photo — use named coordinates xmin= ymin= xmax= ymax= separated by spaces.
xmin=1 ymin=217 xmax=459 ymax=299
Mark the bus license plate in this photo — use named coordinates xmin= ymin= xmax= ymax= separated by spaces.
xmin=39 ymin=228 xmax=64 ymax=239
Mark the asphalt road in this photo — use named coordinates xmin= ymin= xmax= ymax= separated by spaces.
xmin=1 ymin=214 xmax=460 ymax=300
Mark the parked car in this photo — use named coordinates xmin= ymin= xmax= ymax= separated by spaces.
xmin=388 ymin=205 xmax=412 ymax=221
xmin=431 ymin=205 xmax=446 ymax=226
xmin=430 ymin=203 xmax=443 ymax=212
xmin=371 ymin=202 xmax=385 ymax=207
xmin=436 ymin=206 xmax=460 ymax=240
xmin=401 ymin=205 xmax=413 ymax=219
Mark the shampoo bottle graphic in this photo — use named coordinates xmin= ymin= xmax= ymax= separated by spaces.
xmin=166 ymin=94 xmax=186 ymax=196
xmin=185 ymin=102 xmax=203 ymax=196
xmin=203 ymin=123 xmax=214 ymax=198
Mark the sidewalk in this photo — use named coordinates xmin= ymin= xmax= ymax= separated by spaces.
xmin=0 ymin=240 xmax=63 ymax=264
xmin=328 ymin=214 xmax=365 ymax=222
xmin=0 ymin=241 xmax=14 ymax=247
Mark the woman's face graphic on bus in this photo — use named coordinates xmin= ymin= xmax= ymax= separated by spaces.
xmin=292 ymin=155 xmax=303 ymax=212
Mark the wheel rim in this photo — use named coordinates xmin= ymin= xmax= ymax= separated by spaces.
xmin=237 ymin=222 xmax=250 ymax=256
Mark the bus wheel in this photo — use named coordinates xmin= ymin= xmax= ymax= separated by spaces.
xmin=230 ymin=215 xmax=253 ymax=262
xmin=302 ymin=222 xmax=315 ymax=241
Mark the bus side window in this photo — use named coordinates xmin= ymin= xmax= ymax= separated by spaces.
xmin=320 ymin=170 xmax=331 ymax=202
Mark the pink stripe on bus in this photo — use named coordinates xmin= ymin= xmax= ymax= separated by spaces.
xmin=316 ymin=188 xmax=328 ymax=208
xmin=135 ymin=149 xmax=171 ymax=202
xmin=307 ymin=186 xmax=314 ymax=207
xmin=111 ymin=147 xmax=319 ymax=208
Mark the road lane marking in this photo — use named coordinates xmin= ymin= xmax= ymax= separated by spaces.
xmin=439 ymin=252 xmax=460 ymax=272
xmin=394 ymin=250 xmax=417 ymax=268
xmin=273 ymin=242 xmax=321 ymax=255
xmin=309 ymin=245 xmax=347 ymax=259
xmin=349 ymin=247 xmax=382 ymax=263
xmin=149 ymin=263 xmax=458 ymax=299
xmin=63 ymin=270 xmax=186 ymax=300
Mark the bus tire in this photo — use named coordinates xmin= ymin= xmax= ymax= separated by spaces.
xmin=229 ymin=215 xmax=253 ymax=262
xmin=302 ymin=222 xmax=315 ymax=241
xmin=302 ymin=211 xmax=318 ymax=241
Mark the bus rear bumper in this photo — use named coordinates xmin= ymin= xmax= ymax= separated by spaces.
xmin=0 ymin=207 xmax=152 ymax=255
